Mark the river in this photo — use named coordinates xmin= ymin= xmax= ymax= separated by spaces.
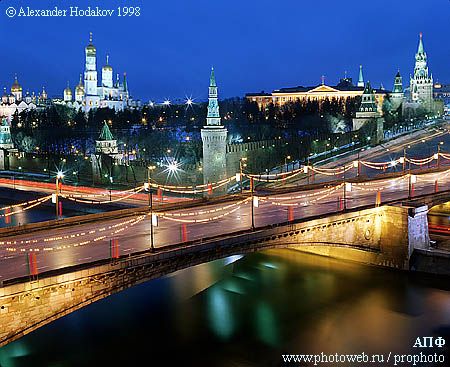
xmin=0 ymin=250 xmax=449 ymax=366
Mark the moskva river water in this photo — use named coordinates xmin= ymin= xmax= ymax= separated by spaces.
xmin=0 ymin=249 xmax=449 ymax=366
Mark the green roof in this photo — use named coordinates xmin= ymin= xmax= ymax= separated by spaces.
xmin=99 ymin=121 xmax=114 ymax=141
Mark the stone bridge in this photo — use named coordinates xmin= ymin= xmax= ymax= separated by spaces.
xmin=0 ymin=201 xmax=432 ymax=347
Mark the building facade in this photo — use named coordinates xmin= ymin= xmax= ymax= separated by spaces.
xmin=201 ymin=68 xmax=228 ymax=186
xmin=433 ymin=83 xmax=450 ymax=116
xmin=0 ymin=118 xmax=14 ymax=150
xmin=246 ymin=67 xmax=388 ymax=112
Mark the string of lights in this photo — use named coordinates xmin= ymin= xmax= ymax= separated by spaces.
xmin=160 ymin=198 xmax=250 ymax=217
xmin=159 ymin=203 xmax=245 ymax=223
xmin=266 ymin=184 xmax=343 ymax=206
xmin=0 ymin=196 xmax=52 ymax=218
xmin=151 ymin=177 xmax=234 ymax=194
xmin=0 ymin=195 xmax=52 ymax=212
xmin=66 ymin=186 xmax=141 ymax=199
xmin=3 ymin=215 xmax=146 ymax=253
xmin=61 ymin=187 xmax=144 ymax=204
xmin=310 ymin=164 xmax=354 ymax=176
xmin=265 ymin=185 xmax=340 ymax=201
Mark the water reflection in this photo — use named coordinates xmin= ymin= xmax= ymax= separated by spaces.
xmin=0 ymin=249 xmax=449 ymax=366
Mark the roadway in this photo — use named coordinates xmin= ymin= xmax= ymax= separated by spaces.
xmin=0 ymin=123 xmax=449 ymax=204
xmin=0 ymin=167 xmax=449 ymax=282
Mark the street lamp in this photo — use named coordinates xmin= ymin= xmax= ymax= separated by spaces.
xmin=239 ymin=157 xmax=247 ymax=194
xmin=147 ymin=165 xmax=156 ymax=252
xmin=436 ymin=142 xmax=444 ymax=168
xmin=55 ymin=171 xmax=64 ymax=219
xmin=284 ymin=155 xmax=291 ymax=173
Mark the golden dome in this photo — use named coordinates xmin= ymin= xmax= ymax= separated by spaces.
xmin=11 ymin=76 xmax=22 ymax=92
xmin=85 ymin=32 xmax=96 ymax=55
xmin=64 ymin=87 xmax=72 ymax=95
xmin=76 ymin=84 xmax=84 ymax=95
xmin=76 ymin=74 xmax=84 ymax=95
xmin=103 ymin=55 xmax=112 ymax=71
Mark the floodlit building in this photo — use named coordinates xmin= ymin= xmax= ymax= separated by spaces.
xmin=246 ymin=66 xmax=388 ymax=111
xmin=61 ymin=33 xmax=133 ymax=113
xmin=0 ymin=76 xmax=41 ymax=122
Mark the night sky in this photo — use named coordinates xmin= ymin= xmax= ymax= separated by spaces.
xmin=0 ymin=0 xmax=449 ymax=102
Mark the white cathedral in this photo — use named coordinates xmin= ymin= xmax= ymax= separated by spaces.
xmin=61 ymin=33 xmax=135 ymax=113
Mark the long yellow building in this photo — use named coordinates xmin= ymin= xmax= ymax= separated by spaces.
xmin=246 ymin=78 xmax=388 ymax=111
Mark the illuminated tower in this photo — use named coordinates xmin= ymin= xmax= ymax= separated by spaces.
xmin=102 ymin=55 xmax=113 ymax=88
xmin=11 ymin=75 xmax=23 ymax=102
xmin=357 ymin=65 xmax=364 ymax=87
xmin=201 ymin=67 xmax=228 ymax=187
xmin=84 ymin=32 xmax=100 ymax=112
xmin=410 ymin=33 xmax=433 ymax=112
xmin=353 ymin=81 xmax=384 ymax=143
xmin=391 ymin=70 xmax=404 ymax=110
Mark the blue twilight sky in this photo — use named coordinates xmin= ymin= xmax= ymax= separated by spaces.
xmin=0 ymin=0 xmax=449 ymax=102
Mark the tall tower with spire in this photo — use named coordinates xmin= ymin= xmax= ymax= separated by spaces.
xmin=391 ymin=70 xmax=404 ymax=110
xmin=410 ymin=33 xmax=433 ymax=112
xmin=84 ymin=32 xmax=100 ymax=111
xmin=357 ymin=65 xmax=364 ymax=87
xmin=201 ymin=67 xmax=228 ymax=188
xmin=353 ymin=81 xmax=384 ymax=143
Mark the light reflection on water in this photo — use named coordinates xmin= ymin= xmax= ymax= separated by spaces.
xmin=0 ymin=249 xmax=449 ymax=366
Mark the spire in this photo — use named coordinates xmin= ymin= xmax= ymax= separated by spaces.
xmin=357 ymin=65 xmax=364 ymax=87
xmin=99 ymin=121 xmax=114 ymax=141
xmin=210 ymin=67 xmax=216 ymax=87
xmin=358 ymin=81 xmax=378 ymax=113
xmin=106 ymin=54 xmax=109 ymax=65
xmin=123 ymin=72 xmax=128 ymax=92
xmin=393 ymin=69 xmax=403 ymax=93
xmin=363 ymin=80 xmax=372 ymax=94
xmin=206 ymin=68 xmax=221 ymax=127
xmin=417 ymin=32 xmax=424 ymax=54
xmin=86 ymin=32 xmax=96 ymax=55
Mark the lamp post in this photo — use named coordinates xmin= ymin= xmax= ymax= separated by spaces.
xmin=239 ymin=157 xmax=247 ymax=194
xmin=147 ymin=165 xmax=156 ymax=252
xmin=284 ymin=155 xmax=291 ymax=173
xmin=250 ymin=177 xmax=255 ymax=230
xmin=356 ymin=151 xmax=360 ymax=177
xmin=55 ymin=171 xmax=64 ymax=219
xmin=403 ymin=148 xmax=406 ymax=173
xmin=438 ymin=142 xmax=443 ymax=168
